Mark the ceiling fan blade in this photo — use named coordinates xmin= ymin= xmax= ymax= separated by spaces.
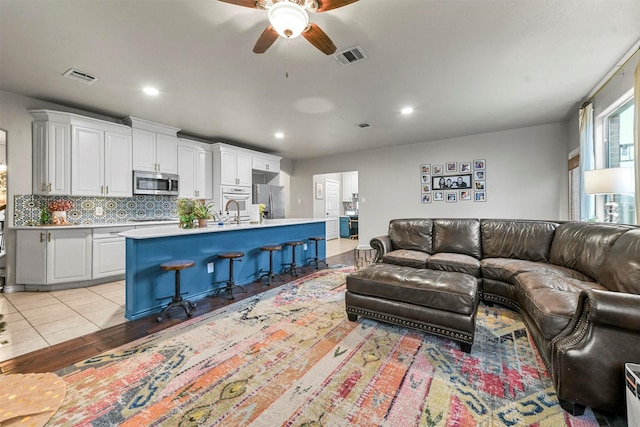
xmin=253 ymin=26 xmax=279 ymax=53
xmin=316 ymin=0 xmax=358 ymax=12
xmin=302 ymin=23 xmax=337 ymax=55
xmin=218 ymin=0 xmax=259 ymax=9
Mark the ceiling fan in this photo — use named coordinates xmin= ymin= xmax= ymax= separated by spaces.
xmin=219 ymin=0 xmax=358 ymax=55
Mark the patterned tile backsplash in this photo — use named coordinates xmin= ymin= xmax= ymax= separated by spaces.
xmin=14 ymin=194 xmax=179 ymax=226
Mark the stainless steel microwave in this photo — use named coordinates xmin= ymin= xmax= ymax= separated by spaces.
xmin=133 ymin=170 xmax=179 ymax=196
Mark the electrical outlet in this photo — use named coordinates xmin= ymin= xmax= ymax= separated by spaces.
xmin=207 ymin=262 xmax=214 ymax=273
xmin=303 ymin=243 xmax=308 ymax=251
xmin=95 ymin=206 xmax=103 ymax=216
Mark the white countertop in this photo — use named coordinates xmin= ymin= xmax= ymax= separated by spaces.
xmin=12 ymin=220 xmax=179 ymax=230
xmin=120 ymin=218 xmax=327 ymax=239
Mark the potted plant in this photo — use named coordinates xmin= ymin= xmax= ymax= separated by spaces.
xmin=176 ymin=198 xmax=196 ymax=229
xmin=193 ymin=200 xmax=216 ymax=228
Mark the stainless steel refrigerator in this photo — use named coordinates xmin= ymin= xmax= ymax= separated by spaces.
xmin=252 ymin=184 xmax=285 ymax=219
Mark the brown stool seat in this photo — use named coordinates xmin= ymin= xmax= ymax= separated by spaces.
xmin=218 ymin=252 xmax=244 ymax=259
xmin=307 ymin=236 xmax=328 ymax=270
xmin=258 ymin=245 xmax=284 ymax=286
xmin=157 ymin=259 xmax=196 ymax=322
xmin=282 ymin=241 xmax=305 ymax=277
xmin=160 ymin=260 xmax=196 ymax=271
xmin=213 ymin=252 xmax=247 ymax=299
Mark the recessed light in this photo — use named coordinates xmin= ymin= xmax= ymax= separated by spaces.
xmin=143 ymin=86 xmax=160 ymax=96
xmin=274 ymin=132 xmax=284 ymax=139
xmin=401 ymin=107 xmax=414 ymax=115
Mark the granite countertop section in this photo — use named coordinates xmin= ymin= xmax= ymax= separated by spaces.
xmin=120 ymin=218 xmax=327 ymax=239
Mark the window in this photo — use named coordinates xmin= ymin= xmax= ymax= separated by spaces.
xmin=600 ymin=98 xmax=635 ymax=224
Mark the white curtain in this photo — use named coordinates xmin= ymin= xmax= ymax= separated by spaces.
xmin=635 ymin=59 xmax=640 ymax=224
xmin=579 ymin=103 xmax=595 ymax=221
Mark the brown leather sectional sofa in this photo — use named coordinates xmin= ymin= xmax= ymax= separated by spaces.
xmin=357 ymin=218 xmax=640 ymax=415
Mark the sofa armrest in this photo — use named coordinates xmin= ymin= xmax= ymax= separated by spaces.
xmin=550 ymin=289 xmax=640 ymax=413
xmin=370 ymin=235 xmax=392 ymax=263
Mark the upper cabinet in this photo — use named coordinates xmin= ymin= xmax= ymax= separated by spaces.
xmin=178 ymin=139 xmax=213 ymax=199
xmin=212 ymin=144 xmax=252 ymax=187
xmin=342 ymin=171 xmax=358 ymax=202
xmin=71 ymin=119 xmax=132 ymax=197
xmin=252 ymin=153 xmax=281 ymax=174
xmin=124 ymin=117 xmax=179 ymax=174
xmin=31 ymin=110 xmax=72 ymax=195
xmin=30 ymin=110 xmax=132 ymax=197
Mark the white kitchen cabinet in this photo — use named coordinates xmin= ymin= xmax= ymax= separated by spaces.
xmin=213 ymin=144 xmax=252 ymax=187
xmin=30 ymin=111 xmax=71 ymax=195
xmin=178 ymin=140 xmax=213 ymax=199
xmin=127 ymin=117 xmax=180 ymax=174
xmin=16 ymin=229 xmax=92 ymax=287
xmin=71 ymin=124 xmax=132 ymax=197
xmin=252 ymin=154 xmax=281 ymax=174
xmin=342 ymin=171 xmax=359 ymax=202
xmin=92 ymin=226 xmax=133 ymax=279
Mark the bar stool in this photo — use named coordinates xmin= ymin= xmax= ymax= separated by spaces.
xmin=281 ymin=241 xmax=305 ymax=277
xmin=257 ymin=245 xmax=284 ymax=286
xmin=307 ymin=236 xmax=328 ymax=270
xmin=157 ymin=260 xmax=196 ymax=322
xmin=213 ymin=252 xmax=247 ymax=299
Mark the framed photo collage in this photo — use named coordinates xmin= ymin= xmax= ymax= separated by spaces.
xmin=420 ymin=160 xmax=486 ymax=204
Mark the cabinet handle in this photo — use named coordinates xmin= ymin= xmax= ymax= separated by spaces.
xmin=41 ymin=182 xmax=46 ymax=192
xmin=48 ymin=183 xmax=52 ymax=192
xmin=106 ymin=186 xmax=109 ymax=195
xmin=40 ymin=232 xmax=45 ymax=242
xmin=101 ymin=185 xmax=104 ymax=195
xmin=47 ymin=232 xmax=51 ymax=242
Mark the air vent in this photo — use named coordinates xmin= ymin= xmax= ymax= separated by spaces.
xmin=62 ymin=68 xmax=99 ymax=84
xmin=333 ymin=45 xmax=368 ymax=66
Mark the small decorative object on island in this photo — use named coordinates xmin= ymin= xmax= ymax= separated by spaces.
xmin=48 ymin=199 xmax=73 ymax=225
xmin=259 ymin=203 xmax=266 ymax=223
xmin=176 ymin=198 xmax=196 ymax=229
xmin=192 ymin=200 xmax=216 ymax=228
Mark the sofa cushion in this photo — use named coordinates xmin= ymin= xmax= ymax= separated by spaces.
xmin=481 ymin=219 xmax=558 ymax=262
xmin=346 ymin=263 xmax=478 ymax=315
xmin=481 ymin=258 xmax=593 ymax=283
xmin=388 ymin=219 xmax=433 ymax=253
xmin=382 ymin=249 xmax=430 ymax=269
xmin=549 ymin=222 xmax=631 ymax=282
xmin=427 ymin=253 xmax=481 ymax=277
xmin=433 ymin=218 xmax=481 ymax=259
xmin=515 ymin=272 xmax=606 ymax=339
xmin=599 ymin=229 xmax=640 ymax=294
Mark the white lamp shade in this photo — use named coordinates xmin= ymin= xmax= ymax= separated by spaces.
xmin=584 ymin=167 xmax=635 ymax=195
xmin=268 ymin=1 xmax=308 ymax=39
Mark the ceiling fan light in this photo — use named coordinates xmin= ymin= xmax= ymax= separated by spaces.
xmin=268 ymin=1 xmax=309 ymax=39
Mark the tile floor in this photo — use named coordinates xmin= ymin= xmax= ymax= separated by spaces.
xmin=0 ymin=238 xmax=360 ymax=362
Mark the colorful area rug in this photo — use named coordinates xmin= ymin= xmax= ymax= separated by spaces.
xmin=50 ymin=267 xmax=598 ymax=426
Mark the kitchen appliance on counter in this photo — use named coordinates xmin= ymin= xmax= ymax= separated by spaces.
xmin=221 ymin=186 xmax=251 ymax=222
xmin=252 ymin=184 xmax=285 ymax=219
xmin=133 ymin=170 xmax=179 ymax=196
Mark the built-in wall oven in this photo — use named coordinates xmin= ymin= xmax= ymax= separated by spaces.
xmin=133 ymin=170 xmax=179 ymax=196
xmin=221 ymin=186 xmax=251 ymax=222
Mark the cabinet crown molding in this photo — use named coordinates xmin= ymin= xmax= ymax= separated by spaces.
xmin=122 ymin=116 xmax=180 ymax=136
xmin=29 ymin=109 xmax=130 ymax=135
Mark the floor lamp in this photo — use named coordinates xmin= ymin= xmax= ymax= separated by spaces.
xmin=584 ymin=167 xmax=634 ymax=223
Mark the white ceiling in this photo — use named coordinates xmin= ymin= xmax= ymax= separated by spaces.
xmin=1 ymin=0 xmax=639 ymax=160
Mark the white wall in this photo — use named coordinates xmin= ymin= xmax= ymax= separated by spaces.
xmin=291 ymin=122 xmax=570 ymax=243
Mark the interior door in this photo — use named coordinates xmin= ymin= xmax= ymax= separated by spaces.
xmin=325 ymin=179 xmax=340 ymax=240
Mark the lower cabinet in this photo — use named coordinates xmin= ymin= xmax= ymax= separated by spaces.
xmin=16 ymin=228 xmax=92 ymax=287
xmin=92 ymin=227 xmax=133 ymax=279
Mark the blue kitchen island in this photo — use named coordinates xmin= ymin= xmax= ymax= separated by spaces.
xmin=120 ymin=218 xmax=327 ymax=320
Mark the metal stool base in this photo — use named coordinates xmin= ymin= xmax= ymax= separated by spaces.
xmin=307 ymin=258 xmax=328 ymax=269
xmin=157 ymin=299 xmax=196 ymax=322
xmin=257 ymin=270 xmax=285 ymax=286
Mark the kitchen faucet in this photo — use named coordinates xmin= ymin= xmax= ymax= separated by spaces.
xmin=225 ymin=200 xmax=241 ymax=225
